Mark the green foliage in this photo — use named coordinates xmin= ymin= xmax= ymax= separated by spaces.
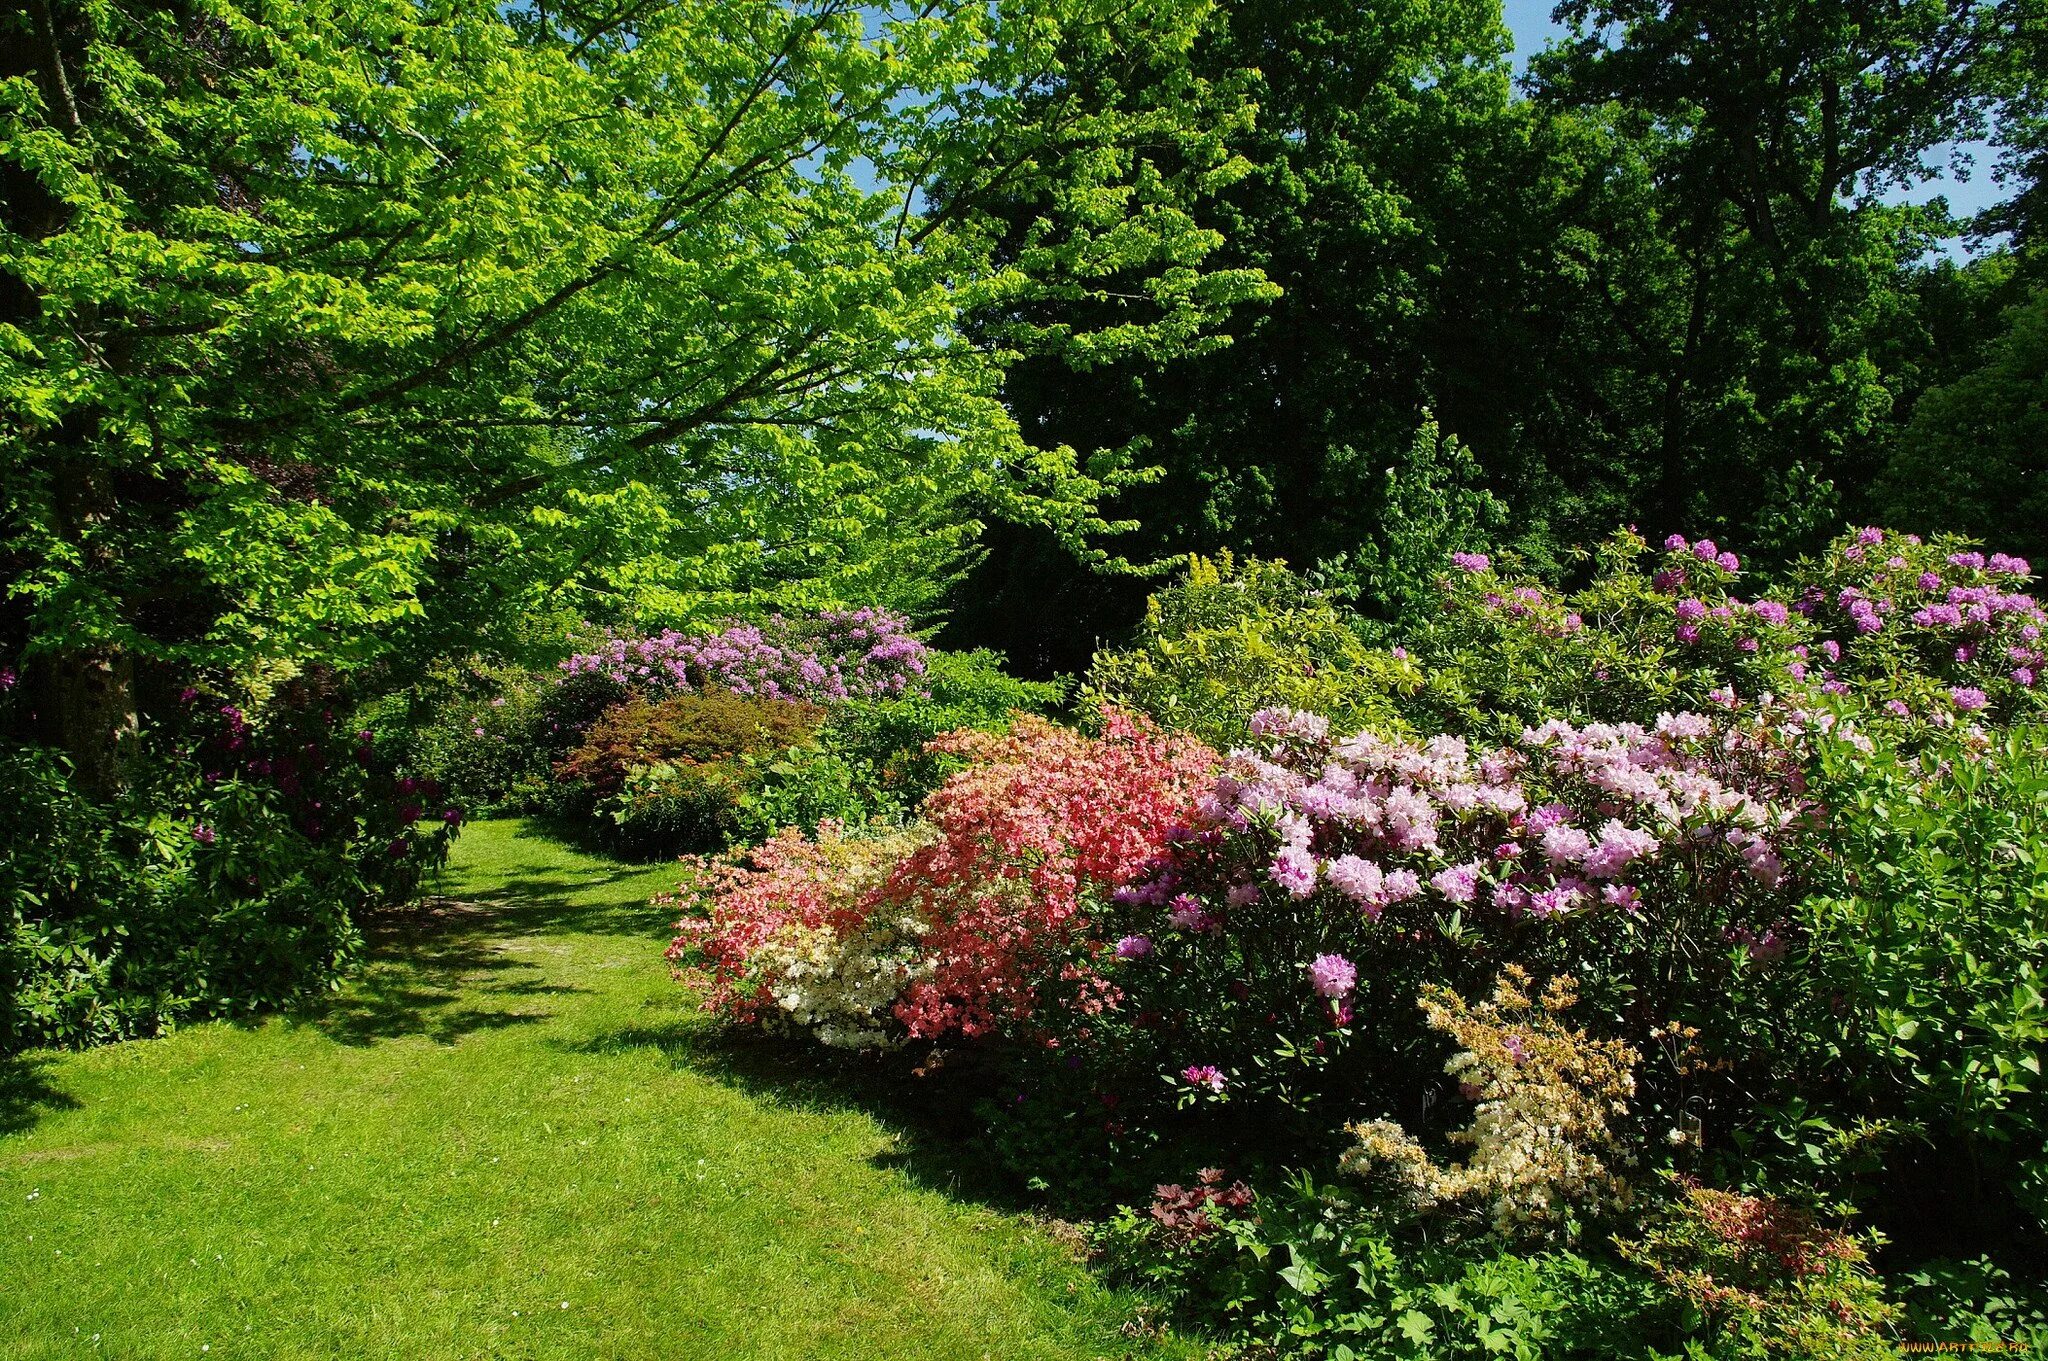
xmin=1392 ymin=530 xmax=1804 ymax=740
xmin=1896 ymin=1257 xmax=2048 ymax=1352
xmin=1320 ymin=418 xmax=1509 ymax=627
xmin=1083 ymin=553 xmax=1413 ymax=749
xmin=732 ymin=742 xmax=899 ymax=846
xmin=821 ymin=648 xmax=1067 ymax=805
xmin=541 ymin=689 xmax=826 ymax=857
xmin=1766 ymin=723 xmax=2048 ymax=1231
xmin=1 ymin=0 xmax=1269 ymax=791
xmin=1880 ymin=285 xmax=2048 ymax=564
xmin=1093 ymin=1173 xmax=1673 ymax=1359
xmin=1613 ymin=1174 xmax=1900 ymax=1361
xmin=1 ymin=716 xmax=451 ymax=1052
xmin=602 ymin=760 xmax=748 ymax=860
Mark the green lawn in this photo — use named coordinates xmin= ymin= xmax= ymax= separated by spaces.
xmin=0 ymin=820 xmax=1193 ymax=1361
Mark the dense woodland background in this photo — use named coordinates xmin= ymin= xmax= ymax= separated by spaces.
xmin=7 ymin=0 xmax=2048 ymax=749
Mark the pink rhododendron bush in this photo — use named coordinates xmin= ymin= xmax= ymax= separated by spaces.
xmin=663 ymin=529 xmax=2048 ymax=1357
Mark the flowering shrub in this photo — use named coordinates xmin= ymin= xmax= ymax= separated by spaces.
xmin=1400 ymin=527 xmax=2044 ymax=738
xmin=1338 ymin=968 xmax=1639 ymax=1241
xmin=561 ymin=608 xmax=928 ymax=703
xmin=1088 ymin=703 xmax=1806 ymax=1118
xmin=668 ymin=822 xmax=933 ymax=1049
xmin=670 ymin=710 xmax=1216 ymax=1045
xmin=871 ymin=712 xmax=1217 ymax=1040
xmin=1615 ymin=1175 xmax=1898 ymax=1359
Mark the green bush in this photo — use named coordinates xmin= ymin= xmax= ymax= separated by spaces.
xmin=732 ymin=742 xmax=900 ymax=845
xmin=1092 ymin=1171 xmax=1674 ymax=1360
xmin=1742 ymin=722 xmax=2048 ymax=1235
xmin=823 ymin=647 xmax=1066 ymax=806
xmin=1084 ymin=552 xmax=1412 ymax=750
xmin=355 ymin=665 xmax=628 ymax=818
xmin=2 ymin=699 xmax=453 ymax=1052
xmin=601 ymin=760 xmax=748 ymax=859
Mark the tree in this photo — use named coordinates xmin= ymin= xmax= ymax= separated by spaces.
xmin=942 ymin=0 xmax=1520 ymax=670
xmin=0 ymin=0 xmax=1268 ymax=789
xmin=1877 ymin=284 xmax=2048 ymax=560
xmin=1527 ymin=0 xmax=2036 ymax=545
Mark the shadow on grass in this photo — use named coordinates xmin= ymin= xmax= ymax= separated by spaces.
xmin=306 ymin=898 xmax=591 ymax=1046
xmin=566 ymin=1020 xmax=1053 ymax=1216
xmin=0 ymin=1054 xmax=82 ymax=1138
xmin=304 ymin=824 xmax=680 ymax=1045
xmin=468 ymin=872 xmax=681 ymax=940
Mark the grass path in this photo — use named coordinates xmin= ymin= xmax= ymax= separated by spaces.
xmin=0 ymin=821 xmax=1192 ymax=1361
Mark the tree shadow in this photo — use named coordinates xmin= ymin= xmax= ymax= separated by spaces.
xmin=0 ymin=1053 xmax=82 ymax=1138
xmin=304 ymin=898 xmax=589 ymax=1046
xmin=565 ymin=1020 xmax=1053 ymax=1216
xmin=465 ymin=872 xmax=682 ymax=941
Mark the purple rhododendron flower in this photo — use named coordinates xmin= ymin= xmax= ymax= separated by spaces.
xmin=1115 ymin=935 xmax=1154 ymax=960
xmin=1430 ymin=861 xmax=1483 ymax=904
xmin=1269 ymin=845 xmax=1317 ymax=898
xmin=1181 ymin=1064 xmax=1226 ymax=1093
xmin=1450 ymin=551 xmax=1492 ymax=573
xmin=1308 ymin=953 xmax=1357 ymax=998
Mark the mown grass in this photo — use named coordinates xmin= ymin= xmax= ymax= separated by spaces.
xmin=0 ymin=820 xmax=1195 ymax=1361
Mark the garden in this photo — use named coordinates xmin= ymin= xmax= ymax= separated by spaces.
xmin=6 ymin=0 xmax=2048 ymax=1356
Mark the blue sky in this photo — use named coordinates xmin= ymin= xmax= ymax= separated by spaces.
xmin=1503 ymin=0 xmax=1561 ymax=62
xmin=1497 ymin=0 xmax=2003 ymax=232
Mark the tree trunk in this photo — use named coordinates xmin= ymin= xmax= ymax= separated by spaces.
xmin=48 ymin=647 xmax=138 ymax=799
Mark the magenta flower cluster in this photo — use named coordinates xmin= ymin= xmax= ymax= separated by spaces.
xmin=1117 ymin=705 xmax=1806 ymax=937
xmin=560 ymin=608 xmax=928 ymax=703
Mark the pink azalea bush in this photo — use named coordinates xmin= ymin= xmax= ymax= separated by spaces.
xmin=669 ymin=710 xmax=1216 ymax=1045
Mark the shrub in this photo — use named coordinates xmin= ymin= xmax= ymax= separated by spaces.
xmin=1338 ymin=968 xmax=1640 ymax=1242
xmin=865 ymin=711 xmax=1218 ymax=1040
xmin=1751 ymin=721 xmax=2048 ymax=1236
xmin=601 ymin=760 xmax=749 ymax=859
xmin=2 ymin=693 xmax=454 ymax=1051
xmin=672 ymin=710 xmax=1217 ymax=1045
xmin=354 ymin=664 xmax=626 ymax=817
xmin=555 ymin=691 xmax=824 ymax=799
xmin=1395 ymin=527 xmax=2044 ymax=739
xmin=1093 ymin=1169 xmax=1672 ymax=1359
xmin=731 ymin=742 xmax=900 ymax=845
xmin=1614 ymin=1175 xmax=1899 ymax=1360
xmin=560 ymin=608 xmax=929 ymax=701
xmin=668 ymin=822 xmax=935 ymax=1050
xmin=1080 ymin=703 xmax=1805 ymax=1131
xmin=822 ymin=647 xmax=1067 ymax=806
xmin=1084 ymin=553 xmax=1415 ymax=750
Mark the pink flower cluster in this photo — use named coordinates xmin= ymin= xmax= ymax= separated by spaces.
xmin=1116 ymin=704 xmax=1806 ymax=933
xmin=874 ymin=712 xmax=1217 ymax=1039
xmin=561 ymin=608 xmax=928 ymax=702
xmin=1799 ymin=529 xmax=2043 ymax=705
xmin=676 ymin=710 xmax=1217 ymax=1042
